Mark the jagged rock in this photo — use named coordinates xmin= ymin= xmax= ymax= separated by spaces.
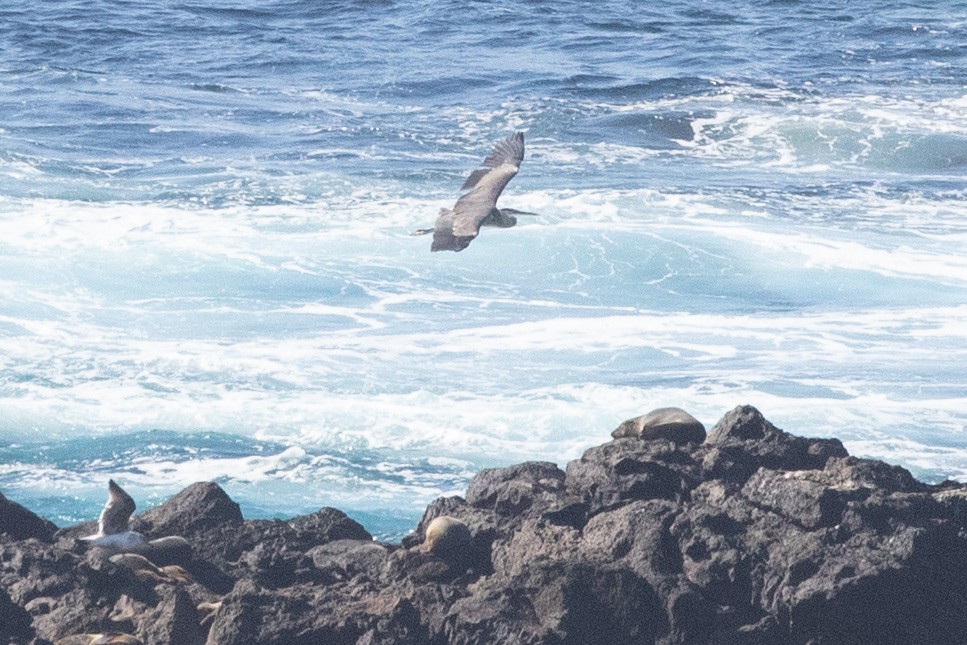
xmin=308 ymin=539 xmax=389 ymax=583
xmin=133 ymin=483 xmax=242 ymax=538
xmin=703 ymin=404 xmax=848 ymax=475
xmin=527 ymin=561 xmax=664 ymax=644
xmin=0 ymin=585 xmax=34 ymax=642
xmin=0 ymin=537 xmax=80 ymax=606
xmin=565 ymin=439 xmax=699 ymax=514
xmin=4 ymin=405 xmax=967 ymax=645
xmin=237 ymin=536 xmax=319 ymax=588
xmin=612 ymin=407 xmax=706 ymax=445
xmin=30 ymin=588 xmax=112 ymax=643
xmin=133 ymin=585 xmax=204 ymax=645
xmin=384 ymin=545 xmax=470 ymax=585
xmin=0 ymin=492 xmax=57 ymax=542
xmin=354 ymin=597 xmax=430 ymax=645
xmin=195 ymin=507 xmax=372 ymax=586
xmin=465 ymin=461 xmax=567 ymax=516
xmin=288 ymin=506 xmax=373 ymax=544
xmin=203 ymin=578 xmax=376 ymax=645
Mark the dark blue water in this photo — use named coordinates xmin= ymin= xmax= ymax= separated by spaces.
xmin=1 ymin=0 xmax=965 ymax=540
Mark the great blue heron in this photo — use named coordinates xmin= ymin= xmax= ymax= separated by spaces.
xmin=412 ymin=131 xmax=536 ymax=252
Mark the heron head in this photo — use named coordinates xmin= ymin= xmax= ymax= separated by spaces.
xmin=493 ymin=208 xmax=538 ymax=228
xmin=500 ymin=208 xmax=539 ymax=217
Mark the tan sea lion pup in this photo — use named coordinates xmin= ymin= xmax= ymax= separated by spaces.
xmin=109 ymin=553 xmax=190 ymax=585
xmin=420 ymin=515 xmax=471 ymax=558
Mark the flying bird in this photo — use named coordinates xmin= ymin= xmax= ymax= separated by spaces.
xmin=79 ymin=479 xmax=146 ymax=552
xmin=413 ymin=131 xmax=536 ymax=252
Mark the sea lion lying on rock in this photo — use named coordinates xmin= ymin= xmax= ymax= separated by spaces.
xmin=109 ymin=553 xmax=190 ymax=585
xmin=611 ymin=406 xmax=706 ymax=444
xmin=421 ymin=515 xmax=471 ymax=559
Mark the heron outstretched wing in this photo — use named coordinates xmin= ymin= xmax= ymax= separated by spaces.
xmin=482 ymin=131 xmax=525 ymax=173
xmin=451 ymin=132 xmax=525 ymax=237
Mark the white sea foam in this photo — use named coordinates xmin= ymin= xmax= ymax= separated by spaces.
xmin=542 ymin=83 xmax=967 ymax=175
xmin=3 ymin=0 xmax=967 ymax=543
xmin=1 ymin=88 xmax=966 ymax=531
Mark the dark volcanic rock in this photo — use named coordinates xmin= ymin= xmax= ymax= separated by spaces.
xmin=566 ymin=439 xmax=699 ymax=515
xmin=704 ymin=404 xmax=848 ymax=475
xmin=4 ymin=405 xmax=967 ymax=645
xmin=288 ymin=506 xmax=372 ymax=545
xmin=0 ymin=536 xmax=80 ymax=607
xmin=194 ymin=507 xmax=372 ymax=586
xmin=204 ymin=577 xmax=396 ymax=645
xmin=0 ymin=585 xmax=34 ymax=642
xmin=308 ymin=539 xmax=390 ymax=583
xmin=133 ymin=482 xmax=242 ymax=538
xmin=465 ymin=461 xmax=567 ymax=516
xmin=1 ymin=492 xmax=57 ymax=542
xmin=133 ymin=584 xmax=204 ymax=645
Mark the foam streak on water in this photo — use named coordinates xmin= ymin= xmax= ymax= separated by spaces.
xmin=1 ymin=0 xmax=966 ymax=539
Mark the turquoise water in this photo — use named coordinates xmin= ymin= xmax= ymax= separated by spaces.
xmin=1 ymin=0 xmax=965 ymax=539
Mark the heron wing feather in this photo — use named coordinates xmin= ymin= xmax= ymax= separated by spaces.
xmin=451 ymin=164 xmax=519 ymax=236
xmin=482 ymin=132 xmax=525 ymax=169
xmin=460 ymin=168 xmax=489 ymax=190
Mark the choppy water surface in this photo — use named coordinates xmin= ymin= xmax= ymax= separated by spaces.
xmin=1 ymin=0 xmax=965 ymax=539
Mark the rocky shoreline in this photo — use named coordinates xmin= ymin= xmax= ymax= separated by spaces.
xmin=3 ymin=405 xmax=967 ymax=644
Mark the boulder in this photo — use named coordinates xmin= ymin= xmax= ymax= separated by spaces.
xmin=308 ymin=539 xmax=389 ymax=583
xmin=465 ymin=461 xmax=567 ymax=516
xmin=0 ymin=585 xmax=34 ymax=642
xmin=701 ymin=405 xmax=848 ymax=482
xmin=566 ymin=439 xmax=699 ymax=514
xmin=0 ymin=492 xmax=57 ymax=542
xmin=133 ymin=585 xmax=204 ymax=645
xmin=133 ymin=483 xmax=242 ymax=538
xmin=2 ymin=406 xmax=967 ymax=644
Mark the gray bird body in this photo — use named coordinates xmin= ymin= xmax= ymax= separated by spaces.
xmin=79 ymin=480 xmax=194 ymax=562
xmin=413 ymin=132 xmax=535 ymax=252
xmin=80 ymin=479 xmax=146 ymax=551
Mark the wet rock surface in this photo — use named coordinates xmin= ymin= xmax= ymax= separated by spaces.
xmin=3 ymin=405 xmax=967 ymax=644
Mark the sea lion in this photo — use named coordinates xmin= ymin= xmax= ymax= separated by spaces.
xmin=137 ymin=535 xmax=192 ymax=566
xmin=108 ymin=553 xmax=190 ymax=585
xmin=611 ymin=407 xmax=706 ymax=444
xmin=421 ymin=515 xmax=471 ymax=559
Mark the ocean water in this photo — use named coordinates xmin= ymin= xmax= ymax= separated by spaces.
xmin=1 ymin=0 xmax=965 ymax=540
